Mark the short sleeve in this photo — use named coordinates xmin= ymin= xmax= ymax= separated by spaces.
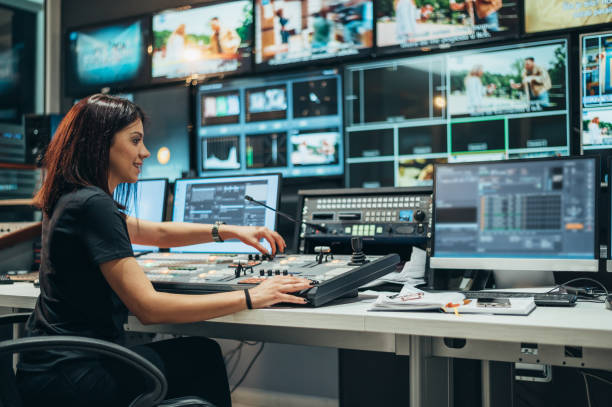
xmin=80 ymin=192 xmax=134 ymax=265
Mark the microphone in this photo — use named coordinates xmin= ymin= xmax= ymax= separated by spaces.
xmin=244 ymin=195 xmax=327 ymax=233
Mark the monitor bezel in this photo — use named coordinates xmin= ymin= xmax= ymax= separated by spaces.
xmin=579 ymin=30 xmax=612 ymax=154
xmin=430 ymin=155 xmax=600 ymax=272
xmin=64 ymin=14 xmax=152 ymax=97
xmin=170 ymin=173 xmax=282 ymax=254
xmin=150 ymin=0 xmax=254 ymax=85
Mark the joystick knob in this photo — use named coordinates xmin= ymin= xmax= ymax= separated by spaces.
xmin=348 ymin=237 xmax=369 ymax=266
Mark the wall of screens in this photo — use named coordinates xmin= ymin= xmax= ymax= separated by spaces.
xmin=345 ymin=38 xmax=570 ymax=188
xmin=525 ymin=0 xmax=612 ymax=34
xmin=196 ymin=68 xmax=343 ymax=178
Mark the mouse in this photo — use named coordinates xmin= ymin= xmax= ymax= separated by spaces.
xmin=606 ymin=294 xmax=612 ymax=310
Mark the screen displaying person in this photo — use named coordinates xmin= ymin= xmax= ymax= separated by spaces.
xmin=395 ymin=0 xmax=418 ymax=43
xmin=450 ymin=0 xmax=502 ymax=31
xmin=510 ymin=57 xmax=552 ymax=108
xmin=208 ymin=16 xmax=241 ymax=55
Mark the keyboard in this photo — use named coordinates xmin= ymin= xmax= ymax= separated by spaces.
xmin=464 ymin=291 xmax=578 ymax=307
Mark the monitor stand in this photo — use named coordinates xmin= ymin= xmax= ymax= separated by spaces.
xmin=492 ymin=270 xmax=554 ymax=289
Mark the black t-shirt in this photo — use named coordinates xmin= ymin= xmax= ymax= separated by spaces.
xmin=20 ymin=186 xmax=134 ymax=371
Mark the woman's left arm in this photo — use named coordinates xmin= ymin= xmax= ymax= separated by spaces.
xmin=126 ymin=217 xmax=286 ymax=255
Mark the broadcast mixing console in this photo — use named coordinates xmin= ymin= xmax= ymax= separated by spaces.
xmin=137 ymin=250 xmax=400 ymax=307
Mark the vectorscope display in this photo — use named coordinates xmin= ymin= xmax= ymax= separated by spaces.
xmin=197 ymin=69 xmax=343 ymax=178
xmin=344 ymin=38 xmax=569 ymax=189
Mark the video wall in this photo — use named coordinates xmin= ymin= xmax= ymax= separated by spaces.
xmin=61 ymin=0 xmax=612 ymax=182
xmin=196 ymin=69 xmax=343 ymax=178
xmin=345 ymin=39 xmax=569 ymax=188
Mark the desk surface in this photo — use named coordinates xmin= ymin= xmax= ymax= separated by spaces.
xmin=2 ymin=284 xmax=612 ymax=349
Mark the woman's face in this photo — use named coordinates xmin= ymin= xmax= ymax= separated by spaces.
xmin=108 ymin=120 xmax=150 ymax=190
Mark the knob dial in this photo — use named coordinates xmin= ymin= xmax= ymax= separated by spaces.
xmin=414 ymin=210 xmax=426 ymax=222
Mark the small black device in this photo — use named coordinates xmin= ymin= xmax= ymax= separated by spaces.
xmin=476 ymin=297 xmax=510 ymax=308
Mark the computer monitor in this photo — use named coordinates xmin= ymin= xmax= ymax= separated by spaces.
xmin=255 ymin=0 xmax=373 ymax=70
xmin=344 ymin=38 xmax=570 ymax=188
xmin=171 ymin=174 xmax=281 ymax=253
xmin=196 ymin=68 xmax=343 ymax=178
xmin=580 ymin=31 xmax=612 ymax=152
xmin=524 ymin=0 xmax=612 ymax=34
xmin=431 ymin=157 xmax=599 ymax=274
xmin=65 ymin=16 xmax=149 ymax=96
xmin=376 ymin=0 xmax=518 ymax=55
xmin=152 ymin=0 xmax=253 ymax=81
xmin=117 ymin=179 xmax=168 ymax=253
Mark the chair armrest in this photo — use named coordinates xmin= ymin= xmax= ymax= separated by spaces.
xmin=0 ymin=312 xmax=31 ymax=325
xmin=0 ymin=335 xmax=167 ymax=407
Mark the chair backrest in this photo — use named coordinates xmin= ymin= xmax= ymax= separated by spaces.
xmin=0 ymin=315 xmax=25 ymax=407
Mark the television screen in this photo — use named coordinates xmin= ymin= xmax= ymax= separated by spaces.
xmin=0 ymin=6 xmax=36 ymax=123
xmin=197 ymin=69 xmax=344 ymax=178
xmin=152 ymin=0 xmax=253 ymax=80
xmin=66 ymin=17 xmax=148 ymax=96
xmin=581 ymin=31 xmax=612 ymax=151
xmin=376 ymin=0 xmax=518 ymax=54
xmin=525 ymin=0 xmax=612 ymax=33
xmin=345 ymin=39 xmax=570 ymax=188
xmin=201 ymin=91 xmax=241 ymax=125
xmin=255 ymin=0 xmax=373 ymax=69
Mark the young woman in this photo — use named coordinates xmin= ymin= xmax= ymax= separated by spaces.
xmin=16 ymin=94 xmax=312 ymax=407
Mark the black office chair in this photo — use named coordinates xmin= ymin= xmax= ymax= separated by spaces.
xmin=0 ymin=313 xmax=215 ymax=407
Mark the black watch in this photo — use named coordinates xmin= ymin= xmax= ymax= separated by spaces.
xmin=211 ymin=221 xmax=226 ymax=243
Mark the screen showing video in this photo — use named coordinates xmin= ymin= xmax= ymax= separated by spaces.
xmin=255 ymin=0 xmax=373 ymax=69
xmin=525 ymin=0 xmax=612 ymax=33
xmin=448 ymin=41 xmax=567 ymax=117
xmin=344 ymin=39 xmax=570 ymax=188
xmin=152 ymin=0 xmax=253 ymax=80
xmin=202 ymin=136 xmax=241 ymax=170
xmin=246 ymin=85 xmax=288 ymax=122
xmin=196 ymin=69 xmax=344 ymax=178
xmin=290 ymin=128 xmax=340 ymax=166
xmin=246 ymin=132 xmax=287 ymax=168
xmin=66 ymin=18 xmax=147 ymax=96
xmin=201 ymin=91 xmax=241 ymax=125
xmin=376 ymin=0 xmax=518 ymax=53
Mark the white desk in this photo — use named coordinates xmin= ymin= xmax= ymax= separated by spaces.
xmin=2 ymin=284 xmax=612 ymax=407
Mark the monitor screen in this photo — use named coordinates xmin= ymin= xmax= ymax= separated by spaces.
xmin=431 ymin=157 xmax=598 ymax=271
xmin=581 ymin=31 xmax=612 ymax=151
xmin=152 ymin=0 xmax=253 ymax=81
xmin=117 ymin=179 xmax=168 ymax=252
xmin=0 ymin=6 xmax=36 ymax=123
xmin=196 ymin=69 xmax=344 ymax=178
xmin=525 ymin=0 xmax=612 ymax=34
xmin=66 ymin=17 xmax=148 ymax=96
xmin=171 ymin=174 xmax=280 ymax=253
xmin=376 ymin=0 xmax=518 ymax=54
xmin=255 ymin=0 xmax=373 ymax=69
xmin=345 ymin=38 xmax=569 ymax=188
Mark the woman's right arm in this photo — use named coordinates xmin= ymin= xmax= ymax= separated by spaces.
xmin=100 ymin=257 xmax=312 ymax=325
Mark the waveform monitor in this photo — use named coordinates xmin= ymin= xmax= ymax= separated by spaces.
xmin=117 ymin=179 xmax=168 ymax=253
xmin=171 ymin=174 xmax=280 ymax=253
xmin=431 ymin=157 xmax=598 ymax=272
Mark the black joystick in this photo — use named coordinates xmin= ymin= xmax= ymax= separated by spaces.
xmin=348 ymin=237 xmax=369 ymax=266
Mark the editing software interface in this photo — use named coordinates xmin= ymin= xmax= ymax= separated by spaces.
xmin=344 ymin=39 xmax=569 ymax=188
xmin=116 ymin=179 xmax=167 ymax=252
xmin=433 ymin=158 xmax=596 ymax=264
xmin=172 ymin=174 xmax=280 ymax=253
xmin=197 ymin=69 xmax=343 ymax=178
xmin=581 ymin=31 xmax=612 ymax=151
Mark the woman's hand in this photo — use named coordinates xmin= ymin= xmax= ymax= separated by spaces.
xmin=220 ymin=225 xmax=286 ymax=255
xmin=248 ymin=276 xmax=313 ymax=307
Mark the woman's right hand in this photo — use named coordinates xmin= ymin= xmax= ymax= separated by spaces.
xmin=248 ymin=276 xmax=313 ymax=308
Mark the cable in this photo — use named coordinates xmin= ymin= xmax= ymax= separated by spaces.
xmin=582 ymin=371 xmax=612 ymax=387
xmin=230 ymin=342 xmax=265 ymax=394
xmin=581 ymin=371 xmax=593 ymax=407
xmin=546 ymin=277 xmax=609 ymax=303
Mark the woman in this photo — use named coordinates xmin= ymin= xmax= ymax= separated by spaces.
xmin=16 ymin=94 xmax=312 ymax=407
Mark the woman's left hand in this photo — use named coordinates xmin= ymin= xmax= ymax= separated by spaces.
xmin=219 ymin=225 xmax=286 ymax=256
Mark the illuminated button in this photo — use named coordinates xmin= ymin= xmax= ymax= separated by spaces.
xmin=345 ymin=226 xmax=352 ymax=234
xmin=376 ymin=226 xmax=383 ymax=234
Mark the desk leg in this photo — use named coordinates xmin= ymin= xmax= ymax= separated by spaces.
xmin=482 ymin=360 xmax=513 ymax=407
xmin=409 ymin=336 xmax=452 ymax=407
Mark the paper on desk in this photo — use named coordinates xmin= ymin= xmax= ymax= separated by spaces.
xmin=361 ymin=247 xmax=427 ymax=288
xmin=369 ymin=284 xmax=464 ymax=311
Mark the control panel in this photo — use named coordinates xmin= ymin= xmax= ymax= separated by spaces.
xmin=295 ymin=187 xmax=432 ymax=254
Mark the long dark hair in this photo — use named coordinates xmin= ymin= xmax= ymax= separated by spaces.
xmin=34 ymin=94 xmax=145 ymax=216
